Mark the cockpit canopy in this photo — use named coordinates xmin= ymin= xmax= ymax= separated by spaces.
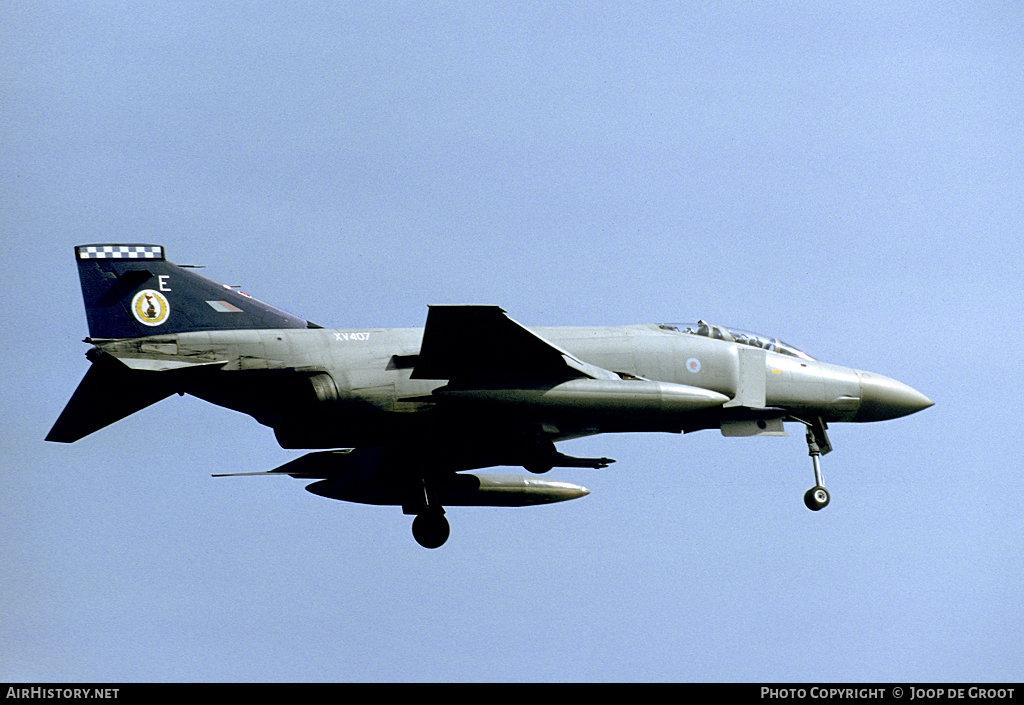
xmin=659 ymin=320 xmax=815 ymax=361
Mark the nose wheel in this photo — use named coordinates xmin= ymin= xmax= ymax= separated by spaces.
xmin=800 ymin=418 xmax=832 ymax=512
xmin=804 ymin=485 xmax=830 ymax=511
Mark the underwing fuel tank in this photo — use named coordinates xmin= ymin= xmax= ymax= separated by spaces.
xmin=307 ymin=473 xmax=589 ymax=508
xmin=432 ymin=379 xmax=729 ymax=415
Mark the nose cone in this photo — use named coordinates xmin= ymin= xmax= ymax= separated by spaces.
xmin=854 ymin=371 xmax=934 ymax=422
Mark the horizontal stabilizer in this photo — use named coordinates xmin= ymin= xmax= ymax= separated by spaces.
xmin=46 ymin=353 xmax=177 ymax=443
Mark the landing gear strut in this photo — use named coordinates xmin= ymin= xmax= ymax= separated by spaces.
xmin=799 ymin=417 xmax=832 ymax=511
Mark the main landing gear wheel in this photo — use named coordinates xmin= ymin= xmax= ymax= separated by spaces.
xmin=804 ymin=486 xmax=830 ymax=511
xmin=412 ymin=513 xmax=450 ymax=549
xmin=524 ymin=459 xmax=553 ymax=474
xmin=524 ymin=435 xmax=557 ymax=474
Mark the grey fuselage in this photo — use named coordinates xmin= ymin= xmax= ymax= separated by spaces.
xmin=93 ymin=322 xmax=892 ymax=452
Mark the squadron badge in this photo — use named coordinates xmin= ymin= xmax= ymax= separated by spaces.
xmin=131 ymin=289 xmax=170 ymax=326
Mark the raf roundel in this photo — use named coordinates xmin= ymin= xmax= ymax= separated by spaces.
xmin=131 ymin=289 xmax=170 ymax=327
xmin=686 ymin=358 xmax=701 ymax=373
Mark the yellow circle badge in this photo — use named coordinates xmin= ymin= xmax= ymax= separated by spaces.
xmin=131 ymin=289 xmax=170 ymax=326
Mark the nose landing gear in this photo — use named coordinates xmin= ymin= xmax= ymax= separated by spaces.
xmin=799 ymin=417 xmax=832 ymax=512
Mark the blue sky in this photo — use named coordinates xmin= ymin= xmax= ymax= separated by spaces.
xmin=2 ymin=1 xmax=1022 ymax=682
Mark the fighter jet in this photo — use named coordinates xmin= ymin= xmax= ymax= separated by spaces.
xmin=48 ymin=245 xmax=933 ymax=548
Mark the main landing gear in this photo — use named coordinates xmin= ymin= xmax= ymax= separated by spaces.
xmin=406 ymin=477 xmax=450 ymax=549
xmin=798 ymin=417 xmax=832 ymax=512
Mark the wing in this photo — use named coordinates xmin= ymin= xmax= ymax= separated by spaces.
xmin=410 ymin=304 xmax=618 ymax=382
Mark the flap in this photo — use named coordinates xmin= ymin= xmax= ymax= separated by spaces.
xmin=411 ymin=305 xmax=618 ymax=382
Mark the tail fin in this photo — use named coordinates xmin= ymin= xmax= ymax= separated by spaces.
xmin=48 ymin=245 xmax=317 ymax=443
xmin=74 ymin=244 xmax=314 ymax=339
